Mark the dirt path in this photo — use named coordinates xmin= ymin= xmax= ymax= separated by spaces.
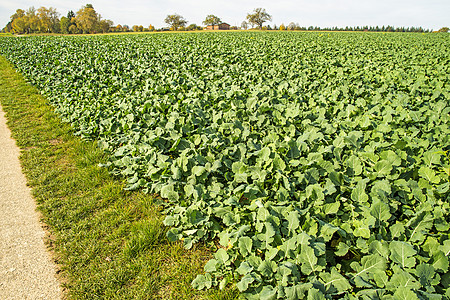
xmin=0 ymin=105 xmax=62 ymax=299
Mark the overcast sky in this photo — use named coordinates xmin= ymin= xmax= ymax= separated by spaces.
xmin=1 ymin=0 xmax=449 ymax=30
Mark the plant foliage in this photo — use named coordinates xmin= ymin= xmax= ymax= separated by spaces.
xmin=1 ymin=32 xmax=449 ymax=299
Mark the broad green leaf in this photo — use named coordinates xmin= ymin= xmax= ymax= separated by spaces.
xmin=192 ymin=273 xmax=212 ymax=290
xmin=215 ymin=248 xmax=230 ymax=265
xmin=370 ymin=199 xmax=391 ymax=223
xmin=192 ymin=165 xmax=206 ymax=177
xmin=419 ymin=166 xmax=440 ymax=184
xmin=387 ymin=268 xmax=421 ymax=290
xmin=259 ymin=285 xmax=277 ymax=300
xmin=351 ymin=180 xmax=369 ymax=203
xmin=393 ymin=287 xmax=419 ymax=300
xmin=389 ymin=241 xmax=417 ymax=268
xmin=369 ymin=240 xmax=389 ymax=258
xmin=307 ymin=288 xmax=326 ymax=300
xmin=346 ymin=155 xmax=362 ymax=176
xmin=440 ymin=240 xmax=450 ymax=256
xmin=258 ymin=260 xmax=277 ymax=277
xmin=239 ymin=236 xmax=253 ymax=257
xmin=390 ymin=223 xmax=405 ymax=239
xmin=284 ymin=283 xmax=312 ymax=300
xmin=432 ymin=251 xmax=449 ymax=272
xmin=320 ymin=267 xmax=351 ymax=293
xmin=287 ymin=211 xmax=300 ymax=235
xmin=204 ymin=259 xmax=218 ymax=273
xmin=415 ymin=263 xmax=435 ymax=287
xmin=407 ymin=212 xmax=433 ymax=242
xmin=236 ymin=274 xmax=255 ymax=292
xmin=374 ymin=160 xmax=392 ymax=176
xmin=298 ymin=245 xmax=318 ymax=275
xmin=351 ymin=254 xmax=386 ymax=284
xmin=237 ymin=261 xmax=253 ymax=275
xmin=379 ymin=150 xmax=401 ymax=166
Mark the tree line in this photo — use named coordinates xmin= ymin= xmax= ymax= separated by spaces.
xmin=3 ymin=4 xmax=113 ymax=34
xmin=2 ymin=5 xmax=446 ymax=34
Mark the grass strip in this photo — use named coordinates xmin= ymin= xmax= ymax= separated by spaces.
xmin=0 ymin=55 xmax=237 ymax=299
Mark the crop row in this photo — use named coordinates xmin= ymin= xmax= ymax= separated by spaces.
xmin=1 ymin=32 xmax=449 ymax=299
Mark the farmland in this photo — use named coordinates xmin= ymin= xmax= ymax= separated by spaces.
xmin=0 ymin=32 xmax=449 ymax=299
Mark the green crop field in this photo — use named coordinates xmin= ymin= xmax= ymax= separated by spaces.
xmin=1 ymin=32 xmax=449 ymax=299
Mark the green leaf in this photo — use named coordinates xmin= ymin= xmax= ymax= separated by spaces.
xmin=284 ymin=283 xmax=312 ymax=300
xmin=389 ymin=241 xmax=417 ymax=268
xmin=379 ymin=150 xmax=401 ymax=166
xmin=390 ymin=223 xmax=405 ymax=239
xmin=287 ymin=211 xmax=300 ymax=235
xmin=201 ymin=255 xmax=216 ymax=271
xmin=192 ymin=165 xmax=206 ymax=177
xmin=370 ymin=199 xmax=391 ymax=223
xmin=431 ymin=251 xmax=449 ymax=272
xmin=407 ymin=212 xmax=433 ymax=242
xmin=346 ymin=155 xmax=362 ymax=176
xmin=351 ymin=254 xmax=386 ymax=284
xmin=440 ymin=240 xmax=450 ymax=256
xmin=387 ymin=268 xmax=421 ymax=291
xmin=320 ymin=267 xmax=351 ymax=293
xmin=307 ymin=288 xmax=326 ymax=300
xmin=374 ymin=160 xmax=392 ymax=176
xmin=160 ymin=183 xmax=179 ymax=202
xmin=393 ymin=287 xmax=419 ymax=300
xmin=369 ymin=240 xmax=389 ymax=258
xmin=236 ymin=274 xmax=255 ymax=292
xmin=215 ymin=248 xmax=230 ymax=265
xmin=239 ymin=236 xmax=253 ymax=257
xmin=329 ymin=171 xmax=344 ymax=186
xmin=335 ymin=242 xmax=350 ymax=256
xmin=415 ymin=263 xmax=435 ymax=287
xmin=259 ymin=285 xmax=277 ymax=300
xmin=237 ymin=261 xmax=253 ymax=275
xmin=298 ymin=245 xmax=318 ymax=275
xmin=419 ymin=166 xmax=440 ymax=184
xmin=258 ymin=260 xmax=277 ymax=277
xmin=351 ymin=179 xmax=369 ymax=203
xmin=192 ymin=273 xmax=212 ymax=290
xmin=323 ymin=202 xmax=340 ymax=214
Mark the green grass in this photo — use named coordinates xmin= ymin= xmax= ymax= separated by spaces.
xmin=0 ymin=56 xmax=238 ymax=299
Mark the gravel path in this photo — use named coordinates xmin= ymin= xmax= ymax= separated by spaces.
xmin=0 ymin=105 xmax=62 ymax=299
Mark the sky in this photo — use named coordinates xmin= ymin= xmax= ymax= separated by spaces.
xmin=1 ymin=0 xmax=449 ymax=30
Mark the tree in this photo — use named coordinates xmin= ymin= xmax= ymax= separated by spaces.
xmin=246 ymin=8 xmax=272 ymax=29
xmin=67 ymin=10 xmax=75 ymax=20
xmin=37 ymin=7 xmax=60 ymax=33
xmin=10 ymin=9 xmax=26 ymax=33
xmin=164 ymin=14 xmax=187 ymax=30
xmin=98 ymin=19 xmax=113 ymax=33
xmin=187 ymin=24 xmax=201 ymax=31
xmin=279 ymin=24 xmax=286 ymax=31
xmin=76 ymin=4 xmax=98 ymax=33
xmin=60 ymin=16 xmax=70 ymax=34
xmin=438 ymin=27 xmax=449 ymax=32
xmin=25 ymin=7 xmax=40 ymax=33
xmin=148 ymin=24 xmax=155 ymax=31
xmin=203 ymin=14 xmax=221 ymax=28
xmin=287 ymin=22 xmax=296 ymax=30
xmin=241 ymin=21 xmax=248 ymax=30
